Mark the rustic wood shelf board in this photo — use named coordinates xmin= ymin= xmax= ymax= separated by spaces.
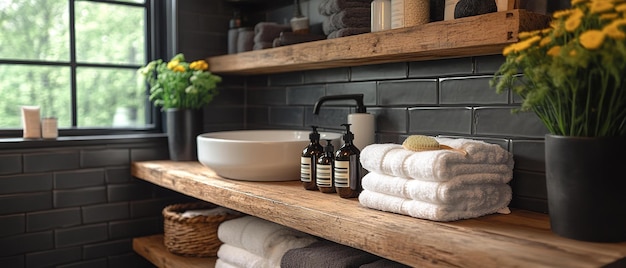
xmin=131 ymin=161 xmax=626 ymax=267
xmin=207 ymin=10 xmax=549 ymax=75
xmin=133 ymin=234 xmax=216 ymax=268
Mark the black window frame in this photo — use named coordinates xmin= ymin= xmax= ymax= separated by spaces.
xmin=0 ymin=0 xmax=170 ymax=138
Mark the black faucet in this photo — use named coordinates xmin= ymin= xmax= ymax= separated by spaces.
xmin=313 ymin=94 xmax=366 ymax=114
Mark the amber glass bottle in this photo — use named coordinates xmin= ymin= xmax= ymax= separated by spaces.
xmin=301 ymin=126 xmax=323 ymax=190
xmin=334 ymin=124 xmax=361 ymax=198
xmin=316 ymin=140 xmax=336 ymax=193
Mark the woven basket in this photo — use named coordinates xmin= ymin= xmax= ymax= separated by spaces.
xmin=162 ymin=202 xmax=241 ymax=257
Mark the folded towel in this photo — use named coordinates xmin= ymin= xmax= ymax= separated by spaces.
xmin=360 ymin=140 xmax=514 ymax=181
xmin=253 ymin=41 xmax=274 ymax=50
xmin=180 ymin=207 xmax=239 ymax=218
xmin=327 ymin=27 xmax=370 ymax=39
xmin=359 ymin=258 xmax=412 ymax=268
xmin=218 ymin=215 xmax=313 ymax=258
xmin=358 ymin=189 xmax=511 ymax=221
xmin=217 ymin=243 xmax=267 ymax=268
xmin=266 ymin=234 xmax=319 ymax=268
xmin=218 ymin=215 xmax=257 ymax=246
xmin=319 ymin=0 xmax=372 ymax=16
xmin=281 ymin=240 xmax=381 ymax=268
xmin=274 ymin=32 xmax=326 ymax=47
xmin=362 ymin=172 xmax=512 ymax=207
xmin=215 ymin=258 xmax=241 ymax=268
xmin=322 ymin=7 xmax=371 ymax=35
xmin=254 ymin=22 xmax=292 ymax=43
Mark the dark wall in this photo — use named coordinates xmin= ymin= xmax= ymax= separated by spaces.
xmin=0 ymin=136 xmax=197 ymax=267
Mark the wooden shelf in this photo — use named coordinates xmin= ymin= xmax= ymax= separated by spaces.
xmin=131 ymin=161 xmax=626 ymax=267
xmin=207 ymin=10 xmax=549 ymax=75
xmin=133 ymin=234 xmax=216 ymax=268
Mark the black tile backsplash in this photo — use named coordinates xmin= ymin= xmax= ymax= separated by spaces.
xmin=26 ymin=208 xmax=81 ymax=232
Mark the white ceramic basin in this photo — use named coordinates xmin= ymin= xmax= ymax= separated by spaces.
xmin=197 ymin=130 xmax=342 ymax=181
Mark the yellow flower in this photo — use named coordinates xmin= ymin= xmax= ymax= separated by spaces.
xmin=167 ymin=59 xmax=180 ymax=70
xmin=189 ymin=60 xmax=209 ymax=71
xmin=616 ymin=3 xmax=626 ymax=12
xmin=553 ymin=9 xmax=573 ymax=19
xmin=580 ymin=30 xmax=606 ymax=49
xmin=589 ymin=1 xmax=614 ymax=14
xmin=503 ymin=44 xmax=515 ymax=56
xmin=547 ymin=45 xmax=561 ymax=56
xmin=565 ymin=9 xmax=584 ymax=32
xmin=603 ymin=20 xmax=626 ymax=39
xmin=600 ymin=12 xmax=619 ymax=20
xmin=515 ymin=36 xmax=541 ymax=52
xmin=540 ymin=36 xmax=552 ymax=47
xmin=172 ymin=65 xmax=185 ymax=73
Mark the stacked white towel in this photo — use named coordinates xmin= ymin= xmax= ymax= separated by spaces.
xmin=216 ymin=215 xmax=318 ymax=268
xmin=358 ymin=137 xmax=514 ymax=221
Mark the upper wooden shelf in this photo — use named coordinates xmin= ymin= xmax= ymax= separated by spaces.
xmin=131 ymin=161 xmax=626 ymax=268
xmin=207 ymin=10 xmax=549 ymax=75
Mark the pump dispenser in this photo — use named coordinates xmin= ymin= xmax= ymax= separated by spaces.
xmin=313 ymin=94 xmax=375 ymax=151
xmin=334 ymin=124 xmax=362 ymax=198
xmin=301 ymin=126 xmax=323 ymax=190
xmin=316 ymin=140 xmax=336 ymax=193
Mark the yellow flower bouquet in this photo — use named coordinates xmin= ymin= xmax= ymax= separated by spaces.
xmin=139 ymin=53 xmax=222 ymax=110
xmin=491 ymin=0 xmax=626 ymax=136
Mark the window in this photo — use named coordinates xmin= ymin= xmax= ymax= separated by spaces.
xmin=0 ymin=0 xmax=161 ymax=134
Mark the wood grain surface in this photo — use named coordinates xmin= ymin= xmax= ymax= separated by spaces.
xmin=132 ymin=161 xmax=626 ymax=267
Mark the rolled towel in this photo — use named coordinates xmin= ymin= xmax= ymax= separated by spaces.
xmin=322 ymin=7 xmax=371 ymax=35
xmin=327 ymin=27 xmax=370 ymax=39
xmin=360 ymin=140 xmax=514 ymax=181
xmin=253 ymin=22 xmax=292 ymax=43
xmin=358 ymin=189 xmax=511 ymax=221
xmin=361 ymin=172 xmax=512 ymax=207
xmin=281 ymin=240 xmax=381 ymax=268
xmin=319 ymin=0 xmax=372 ymax=16
xmin=217 ymin=243 xmax=267 ymax=268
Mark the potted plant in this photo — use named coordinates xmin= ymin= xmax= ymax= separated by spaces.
xmin=491 ymin=0 xmax=626 ymax=242
xmin=139 ymin=53 xmax=222 ymax=161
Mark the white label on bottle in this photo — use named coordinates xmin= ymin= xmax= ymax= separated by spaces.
xmin=334 ymin=160 xmax=350 ymax=188
xmin=301 ymin=157 xmax=312 ymax=182
xmin=316 ymin=164 xmax=332 ymax=187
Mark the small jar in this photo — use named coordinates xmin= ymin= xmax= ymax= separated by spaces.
xmin=371 ymin=0 xmax=392 ymax=32
xmin=391 ymin=0 xmax=430 ymax=29
xmin=41 ymin=117 xmax=58 ymax=139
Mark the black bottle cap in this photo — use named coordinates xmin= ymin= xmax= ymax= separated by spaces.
xmin=341 ymin=123 xmax=354 ymax=143
xmin=324 ymin=140 xmax=334 ymax=153
xmin=309 ymin=125 xmax=320 ymax=141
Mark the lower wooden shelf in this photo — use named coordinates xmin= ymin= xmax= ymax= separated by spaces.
xmin=131 ymin=161 xmax=626 ymax=267
xmin=133 ymin=234 xmax=216 ymax=268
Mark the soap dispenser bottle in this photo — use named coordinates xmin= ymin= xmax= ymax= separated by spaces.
xmin=301 ymin=126 xmax=324 ymax=191
xmin=334 ymin=124 xmax=362 ymax=198
xmin=316 ymin=140 xmax=336 ymax=193
xmin=313 ymin=94 xmax=375 ymax=151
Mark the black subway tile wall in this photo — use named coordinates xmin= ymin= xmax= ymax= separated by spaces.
xmin=0 ymin=137 xmax=193 ymax=267
xmin=244 ymin=56 xmax=550 ymax=215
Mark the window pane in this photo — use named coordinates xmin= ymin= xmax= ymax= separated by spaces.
xmin=75 ymin=2 xmax=145 ymax=65
xmin=76 ymin=67 xmax=146 ymax=127
xmin=0 ymin=65 xmax=71 ymax=128
xmin=0 ymin=0 xmax=69 ymax=61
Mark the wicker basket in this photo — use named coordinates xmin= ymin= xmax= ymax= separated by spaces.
xmin=162 ymin=202 xmax=241 ymax=257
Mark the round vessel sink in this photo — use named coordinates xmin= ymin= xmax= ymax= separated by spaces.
xmin=197 ymin=130 xmax=342 ymax=181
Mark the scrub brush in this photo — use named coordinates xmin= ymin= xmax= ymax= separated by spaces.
xmin=402 ymin=135 xmax=467 ymax=155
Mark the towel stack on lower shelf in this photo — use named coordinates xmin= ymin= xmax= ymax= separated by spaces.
xmin=216 ymin=215 xmax=318 ymax=268
xmin=358 ymin=137 xmax=514 ymax=221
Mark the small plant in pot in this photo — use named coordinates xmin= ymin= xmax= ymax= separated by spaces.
xmin=490 ymin=0 xmax=626 ymax=242
xmin=138 ymin=53 xmax=222 ymax=161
